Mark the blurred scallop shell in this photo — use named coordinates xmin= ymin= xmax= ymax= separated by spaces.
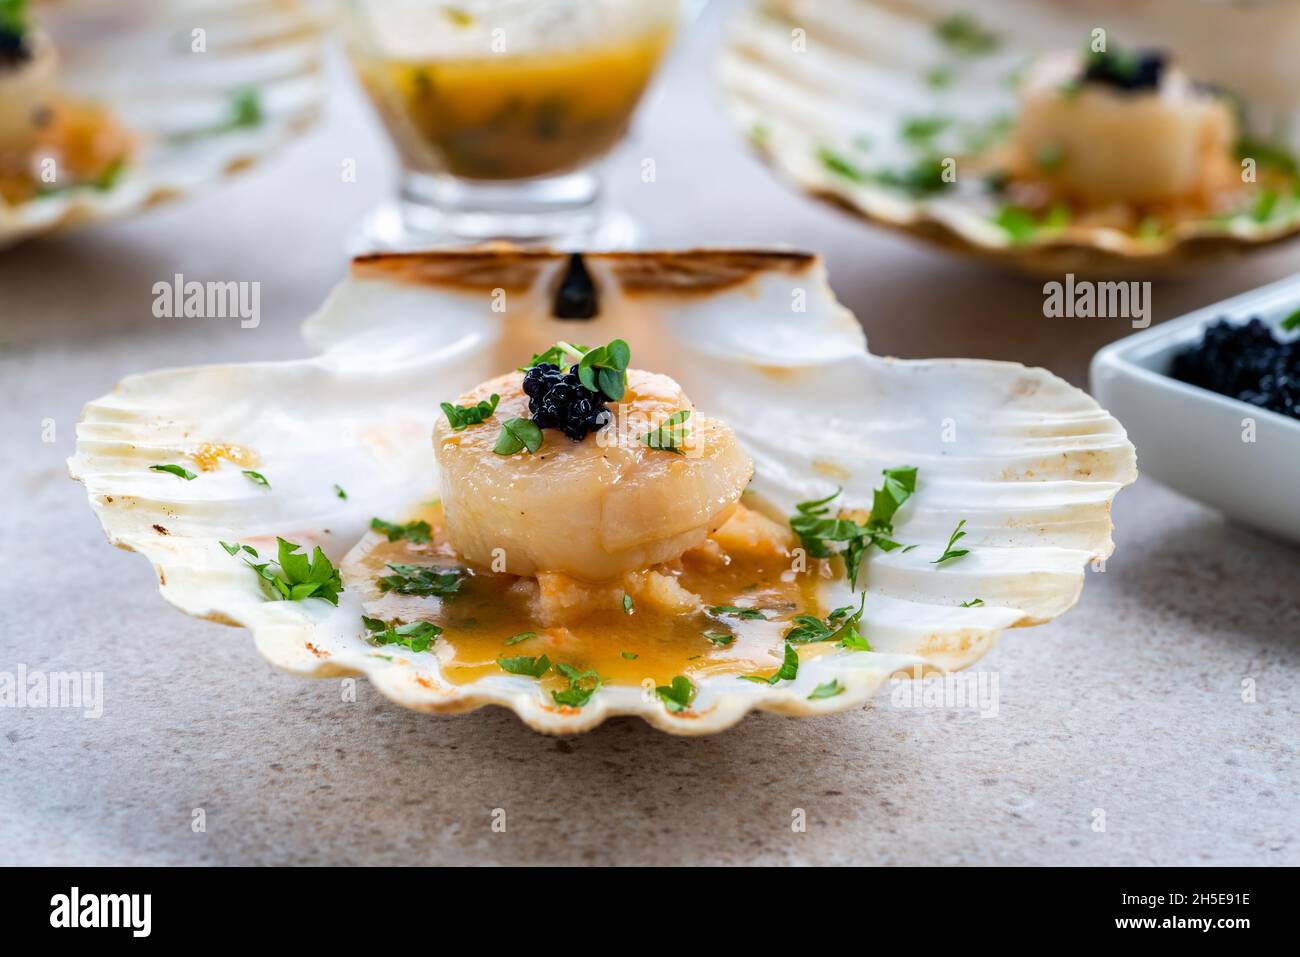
xmin=69 ymin=248 xmax=1136 ymax=735
xmin=0 ymin=0 xmax=323 ymax=248
xmin=721 ymin=0 xmax=1300 ymax=275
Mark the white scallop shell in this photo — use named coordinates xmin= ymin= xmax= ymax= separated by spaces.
xmin=721 ymin=0 xmax=1300 ymax=275
xmin=0 ymin=0 xmax=323 ymax=248
xmin=68 ymin=249 xmax=1136 ymax=734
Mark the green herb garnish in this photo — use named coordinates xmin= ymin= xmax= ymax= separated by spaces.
xmin=640 ymin=409 xmax=691 ymax=454
xmin=576 ymin=338 xmax=631 ymax=401
xmin=219 ymin=541 xmax=258 ymax=557
xmin=377 ymin=563 xmax=464 ymax=597
xmin=242 ymin=469 xmax=269 ymax=488
xmin=497 ymin=654 xmax=551 ymax=678
xmin=1280 ymin=308 xmax=1300 ymax=332
xmin=622 ymin=593 xmax=634 ymax=614
xmin=993 ymin=203 xmax=1070 ymax=244
xmin=960 ymin=598 xmax=984 ymax=608
xmin=901 ymin=115 xmax=951 ymax=147
xmin=150 ymin=463 xmax=196 ymax=481
xmin=493 ymin=417 xmax=543 ymax=455
xmin=655 ymin=675 xmax=695 ymax=713
xmin=784 ymin=594 xmax=868 ymax=648
xmin=789 ymin=466 xmax=916 ymax=590
xmin=703 ymin=630 xmax=734 ymax=646
xmin=552 ymin=663 xmax=601 ymax=708
xmin=333 ymin=484 xmax=347 ymax=499
xmin=708 ymin=604 xmax=768 ymax=621
xmin=621 ymin=651 xmax=639 ymax=660
xmin=934 ymin=14 xmax=998 ymax=56
xmin=0 ymin=0 xmax=29 ymax=36
xmin=242 ymin=537 xmax=343 ymax=605
xmin=362 ymin=616 xmax=441 ymax=653
xmin=370 ymin=517 xmax=432 ymax=543
xmin=808 ymin=679 xmax=845 ymax=700
xmin=933 ymin=519 xmax=971 ymax=565
xmin=740 ymin=643 xmax=800 ymax=685
xmin=440 ymin=393 xmax=499 ymax=431
xmin=229 ymin=88 xmax=263 ymax=129
xmin=521 ymin=341 xmax=589 ymax=370
xmin=505 ymin=631 xmax=537 ymax=646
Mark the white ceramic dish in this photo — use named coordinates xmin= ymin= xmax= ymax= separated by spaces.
xmin=1091 ymin=274 xmax=1300 ymax=543
xmin=0 ymin=0 xmax=324 ymax=248
xmin=70 ymin=248 xmax=1136 ymax=735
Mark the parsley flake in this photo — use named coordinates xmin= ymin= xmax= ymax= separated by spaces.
xmin=740 ymin=643 xmax=800 ymax=685
xmin=808 ymin=679 xmax=845 ymax=700
xmin=960 ymin=598 xmax=984 ymax=608
xmin=552 ymin=662 xmax=601 ymax=708
xmin=362 ymin=616 xmax=441 ymax=653
xmin=655 ymin=675 xmax=695 ymax=713
xmin=497 ymin=654 xmax=551 ymax=678
xmin=370 ymin=517 xmax=432 ymax=543
xmin=150 ymin=463 xmax=196 ymax=481
xmin=242 ymin=469 xmax=269 ymax=488
xmin=333 ymin=484 xmax=347 ymax=500
xmin=377 ymin=563 xmax=464 ymax=597
xmin=640 ymin=409 xmax=691 ymax=455
xmin=622 ymin=593 xmax=634 ymax=615
xmin=440 ymin=393 xmax=499 ymax=431
xmin=933 ymin=519 xmax=971 ymax=565
xmin=505 ymin=631 xmax=537 ymax=646
xmin=708 ymin=604 xmax=768 ymax=621
xmin=493 ymin=417 xmax=543 ymax=455
xmin=240 ymin=537 xmax=343 ymax=605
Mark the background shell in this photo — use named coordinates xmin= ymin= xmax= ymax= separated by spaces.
xmin=721 ymin=0 xmax=1300 ymax=275
xmin=0 ymin=0 xmax=324 ymax=248
xmin=68 ymin=248 xmax=1136 ymax=734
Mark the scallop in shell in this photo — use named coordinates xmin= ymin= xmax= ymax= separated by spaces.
xmin=0 ymin=0 xmax=323 ymax=248
xmin=721 ymin=0 xmax=1300 ymax=275
xmin=69 ymin=248 xmax=1136 ymax=735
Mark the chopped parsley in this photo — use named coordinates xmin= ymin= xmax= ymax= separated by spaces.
xmin=493 ymin=417 xmax=543 ymax=455
xmin=960 ymin=598 xmax=984 ymax=608
xmin=362 ymin=616 xmax=441 ymax=653
xmin=1281 ymin=308 xmax=1300 ymax=332
xmin=789 ymin=466 xmax=917 ymax=590
xmin=242 ymin=537 xmax=343 ymax=605
xmin=621 ymin=651 xmax=639 ymax=660
xmin=440 ymin=393 xmax=499 ymax=431
xmin=521 ymin=341 xmax=590 ymax=370
xmin=370 ymin=517 xmax=432 ymax=543
xmin=901 ymin=115 xmax=952 ymax=147
xmin=640 ymin=409 xmax=691 ymax=454
xmin=703 ymin=630 xmax=735 ymax=646
xmin=784 ymin=594 xmax=867 ymax=648
xmin=993 ymin=204 xmax=1070 ymax=244
xmin=622 ymin=593 xmax=634 ymax=614
xmin=150 ymin=463 xmax=196 ymax=481
xmin=552 ymin=663 xmax=601 ymax=708
xmin=376 ymin=563 xmax=464 ymax=597
xmin=708 ymin=604 xmax=769 ymax=621
xmin=333 ymin=484 xmax=347 ymax=500
xmin=220 ymin=541 xmax=258 ymax=557
xmin=242 ymin=469 xmax=269 ymax=488
xmin=740 ymin=643 xmax=800 ymax=685
xmin=934 ymin=14 xmax=999 ymax=56
xmin=505 ymin=631 xmax=537 ymax=646
xmin=818 ymin=148 xmax=952 ymax=197
xmin=933 ymin=519 xmax=971 ymax=565
xmin=576 ymin=338 xmax=631 ymax=401
xmin=655 ymin=675 xmax=695 ymax=713
xmin=808 ymin=679 xmax=845 ymax=700
xmin=497 ymin=654 xmax=551 ymax=678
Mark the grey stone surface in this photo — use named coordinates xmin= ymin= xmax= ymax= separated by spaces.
xmin=0 ymin=2 xmax=1296 ymax=865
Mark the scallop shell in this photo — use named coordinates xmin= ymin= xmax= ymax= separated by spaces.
xmin=0 ymin=0 xmax=323 ymax=248
xmin=721 ymin=0 xmax=1300 ymax=275
xmin=69 ymin=248 xmax=1136 ymax=735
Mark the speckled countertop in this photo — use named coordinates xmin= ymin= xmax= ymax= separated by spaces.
xmin=1 ymin=3 xmax=1296 ymax=866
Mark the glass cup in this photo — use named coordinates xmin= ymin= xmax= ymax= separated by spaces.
xmin=338 ymin=0 xmax=680 ymax=250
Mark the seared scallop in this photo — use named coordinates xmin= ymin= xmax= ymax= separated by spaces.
xmin=0 ymin=29 xmax=59 ymax=162
xmin=434 ymin=368 xmax=753 ymax=581
xmin=1014 ymin=50 xmax=1235 ymax=205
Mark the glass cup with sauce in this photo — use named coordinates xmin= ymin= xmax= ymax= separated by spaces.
xmin=339 ymin=0 xmax=679 ymax=249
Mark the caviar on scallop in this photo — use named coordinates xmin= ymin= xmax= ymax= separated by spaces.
xmin=522 ymin=363 xmax=612 ymax=440
xmin=1171 ymin=318 xmax=1299 ymax=419
xmin=1081 ymin=48 xmax=1166 ymax=93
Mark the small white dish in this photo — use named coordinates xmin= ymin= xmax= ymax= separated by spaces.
xmin=1091 ymin=274 xmax=1300 ymax=543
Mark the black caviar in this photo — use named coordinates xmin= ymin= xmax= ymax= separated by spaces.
xmin=1170 ymin=318 xmax=1300 ymax=420
xmin=522 ymin=363 xmax=611 ymax=440
xmin=1082 ymin=48 xmax=1166 ymax=93
xmin=0 ymin=29 xmax=29 ymax=67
